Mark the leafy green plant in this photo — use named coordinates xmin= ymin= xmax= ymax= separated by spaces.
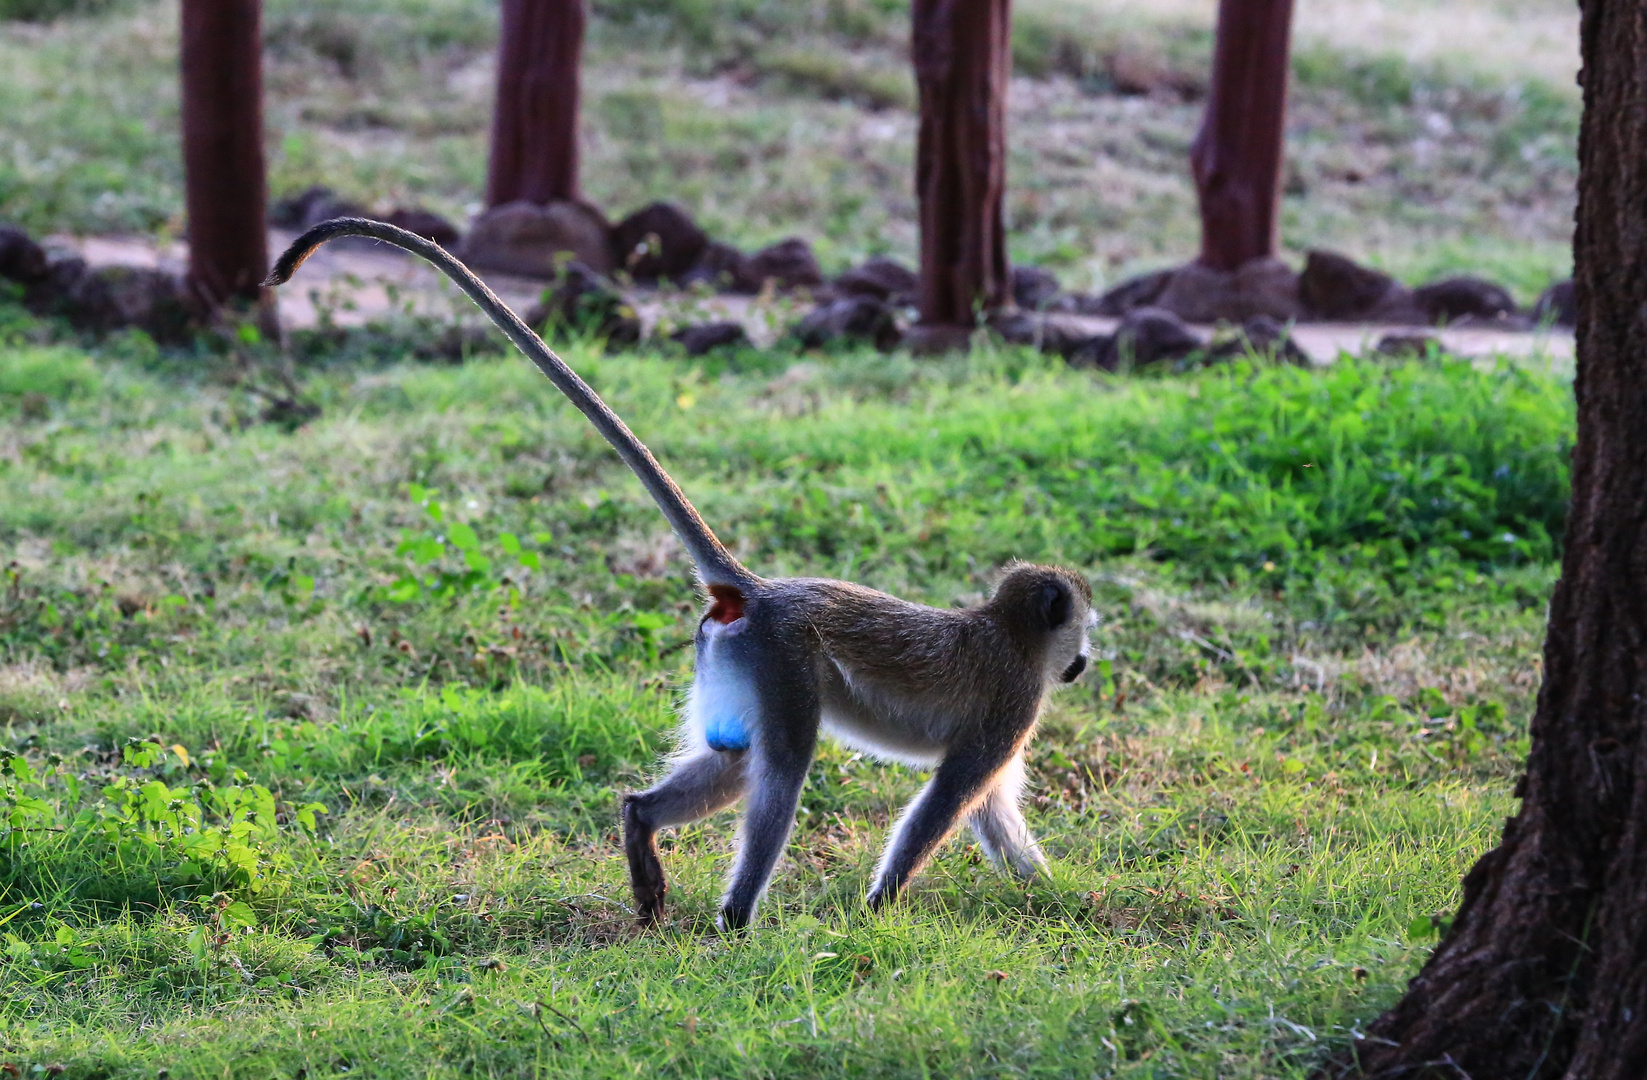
xmin=1 ymin=740 xmax=325 ymax=904
xmin=379 ymin=483 xmax=548 ymax=605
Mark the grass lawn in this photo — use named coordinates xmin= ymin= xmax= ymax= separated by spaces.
xmin=0 ymin=0 xmax=1580 ymax=1073
xmin=0 ymin=296 xmax=1570 ymax=1076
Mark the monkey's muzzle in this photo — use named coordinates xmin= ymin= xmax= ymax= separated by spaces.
xmin=1059 ymin=654 xmax=1088 ymax=683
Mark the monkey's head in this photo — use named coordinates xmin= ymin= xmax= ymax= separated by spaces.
xmin=989 ymin=565 xmax=1096 ymax=684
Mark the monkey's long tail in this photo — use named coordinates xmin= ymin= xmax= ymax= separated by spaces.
xmin=264 ymin=217 xmax=758 ymax=590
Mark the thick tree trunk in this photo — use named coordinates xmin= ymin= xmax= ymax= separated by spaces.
xmin=1190 ymin=0 xmax=1293 ymax=272
xmin=486 ymin=0 xmax=585 ymax=207
xmin=911 ymin=0 xmax=1012 ymax=339
xmin=1323 ymin=2 xmax=1647 ymax=1078
xmin=180 ymin=0 xmax=270 ymax=312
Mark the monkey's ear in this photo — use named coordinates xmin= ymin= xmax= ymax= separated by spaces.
xmin=1040 ymin=582 xmax=1071 ymax=630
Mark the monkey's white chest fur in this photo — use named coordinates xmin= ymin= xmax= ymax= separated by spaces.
xmin=687 ymin=619 xmax=757 ymax=752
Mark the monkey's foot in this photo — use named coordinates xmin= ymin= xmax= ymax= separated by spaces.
xmin=716 ymin=906 xmax=751 ymax=934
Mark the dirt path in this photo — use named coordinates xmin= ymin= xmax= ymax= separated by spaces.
xmin=52 ymin=231 xmax=1576 ymax=368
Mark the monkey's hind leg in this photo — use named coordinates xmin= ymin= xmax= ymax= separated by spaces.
xmin=624 ymin=750 xmax=747 ymax=925
xmin=967 ymin=754 xmax=1048 ymax=881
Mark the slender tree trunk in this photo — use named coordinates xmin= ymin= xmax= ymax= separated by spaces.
xmin=1322 ymin=2 xmax=1647 ymax=1078
xmin=911 ymin=0 xmax=1012 ymax=337
xmin=1190 ymin=0 xmax=1293 ymax=272
xmin=486 ymin=0 xmax=585 ymax=207
xmin=180 ymin=0 xmax=270 ymax=313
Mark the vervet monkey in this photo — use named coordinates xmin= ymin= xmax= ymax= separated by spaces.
xmin=267 ymin=220 xmax=1096 ymax=931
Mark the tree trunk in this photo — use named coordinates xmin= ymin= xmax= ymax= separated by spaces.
xmin=1322 ymin=2 xmax=1647 ymax=1078
xmin=911 ymin=0 xmax=1012 ymax=338
xmin=1190 ymin=0 xmax=1293 ymax=272
xmin=180 ymin=0 xmax=270 ymax=312
xmin=486 ymin=0 xmax=585 ymax=207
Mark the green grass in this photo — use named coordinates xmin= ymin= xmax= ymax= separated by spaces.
xmin=0 ymin=295 xmax=1567 ymax=1077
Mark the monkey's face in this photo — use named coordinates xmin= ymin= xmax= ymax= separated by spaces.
xmin=990 ymin=565 xmax=1096 ymax=684
xmin=1023 ymin=568 xmax=1096 ymax=684
xmin=1053 ymin=606 xmax=1098 ymax=683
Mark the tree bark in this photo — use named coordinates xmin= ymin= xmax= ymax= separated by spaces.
xmin=911 ymin=0 xmax=1012 ymax=335
xmin=1322 ymin=2 xmax=1647 ymax=1078
xmin=1190 ymin=0 xmax=1293 ymax=272
xmin=180 ymin=0 xmax=270 ymax=312
xmin=486 ymin=0 xmax=585 ymax=207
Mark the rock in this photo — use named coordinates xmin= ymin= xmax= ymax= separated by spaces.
xmin=1298 ymin=250 xmax=1398 ymax=320
xmin=271 ymin=185 xmax=366 ymax=229
xmin=385 ymin=207 xmax=461 ymax=248
xmin=523 ymin=262 xmax=640 ymax=346
xmin=96 ymin=266 xmax=196 ymax=343
xmin=1011 ymin=265 xmax=1061 ymax=311
xmin=1154 ymin=257 xmax=1305 ymax=322
xmin=1092 ymin=305 xmax=1204 ymax=368
xmin=461 ymin=200 xmax=614 ymax=278
xmin=1534 ymin=279 xmax=1576 ymax=327
xmin=794 ymin=296 xmax=900 ymax=350
xmin=1088 ymin=267 xmax=1175 ymax=316
xmin=737 ymin=237 xmax=823 ymax=293
xmin=990 ymin=311 xmax=1096 ymax=358
xmin=671 ymin=322 xmax=749 ymax=356
xmin=1207 ymin=315 xmax=1310 ymax=366
xmin=23 ymin=258 xmax=195 ymax=343
xmin=1413 ymin=275 xmax=1518 ymax=324
xmin=1065 ymin=334 xmax=1118 ymax=369
xmin=0 ymin=224 xmax=48 ymax=284
xmin=612 ymin=202 xmax=708 ymax=282
xmin=1373 ymin=332 xmax=1439 ymax=359
xmin=680 ymin=242 xmax=748 ymax=292
xmin=835 ymin=257 xmax=919 ymax=306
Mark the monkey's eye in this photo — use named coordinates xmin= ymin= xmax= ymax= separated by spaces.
xmin=1040 ymin=583 xmax=1071 ymax=629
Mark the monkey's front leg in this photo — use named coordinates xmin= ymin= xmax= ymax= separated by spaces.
xmin=867 ymin=745 xmax=1015 ymax=909
xmin=624 ymin=750 xmax=747 ymax=925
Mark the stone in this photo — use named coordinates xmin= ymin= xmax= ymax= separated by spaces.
xmin=1413 ymin=275 xmax=1518 ymax=324
xmin=385 ymin=207 xmax=461 ymax=248
xmin=671 ymin=322 xmax=749 ymax=356
xmin=794 ymin=296 xmax=900 ymax=350
xmin=1154 ymin=257 xmax=1305 ymax=322
xmin=1095 ymin=305 xmax=1204 ymax=368
xmin=523 ymin=261 xmax=640 ymax=347
xmin=23 ymin=259 xmax=196 ymax=343
xmin=270 ymin=185 xmax=366 ymax=229
xmin=990 ymin=311 xmax=1096 ymax=358
xmin=1089 ymin=268 xmax=1174 ymax=316
xmin=1534 ymin=279 xmax=1576 ymax=327
xmin=96 ymin=266 xmax=197 ymax=344
xmin=0 ymin=224 xmax=48 ymax=284
xmin=737 ymin=237 xmax=823 ymax=293
xmin=460 ymin=200 xmax=614 ymax=278
xmin=1373 ymin=332 xmax=1439 ymax=359
xmin=1206 ymin=315 xmax=1310 ymax=366
xmin=612 ymin=201 xmax=708 ymax=282
xmin=679 ymin=242 xmax=748 ymax=292
xmin=835 ymin=257 xmax=919 ymax=306
xmin=1066 ymin=334 xmax=1118 ymax=369
xmin=1298 ymin=249 xmax=1398 ymax=319
xmin=1011 ymin=264 xmax=1061 ymax=311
